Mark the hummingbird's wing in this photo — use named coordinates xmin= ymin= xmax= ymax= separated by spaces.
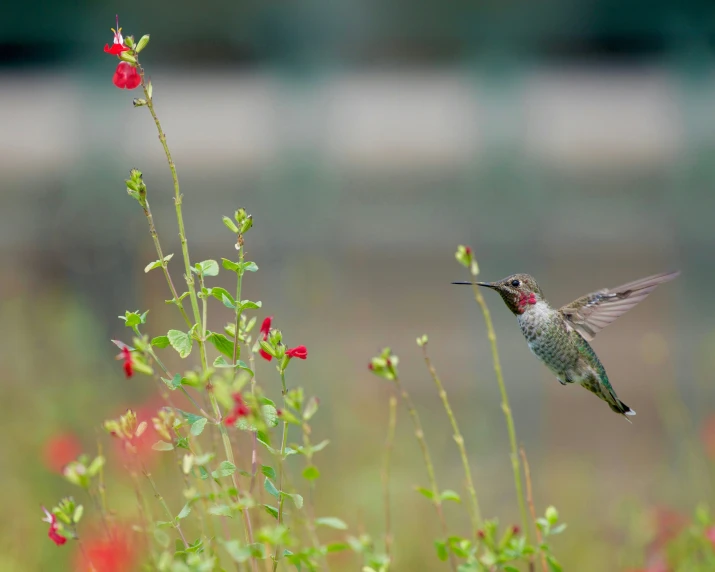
xmin=558 ymin=271 xmax=680 ymax=341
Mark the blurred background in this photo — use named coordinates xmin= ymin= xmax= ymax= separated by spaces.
xmin=1 ymin=1 xmax=713 ymax=570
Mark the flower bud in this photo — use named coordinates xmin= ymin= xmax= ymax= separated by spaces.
xmin=118 ymin=51 xmax=137 ymax=64
xmin=123 ymin=35 xmax=135 ymax=49
xmin=223 ymin=216 xmax=239 ymax=233
xmin=240 ymin=215 xmax=253 ymax=234
xmin=133 ymin=98 xmax=147 ymax=107
xmin=135 ymin=34 xmax=150 ymax=54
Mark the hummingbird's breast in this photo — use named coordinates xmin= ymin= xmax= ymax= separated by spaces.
xmin=517 ymin=302 xmax=581 ymax=378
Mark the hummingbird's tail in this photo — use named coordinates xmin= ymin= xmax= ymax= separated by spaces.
xmin=582 ymin=374 xmax=636 ymax=420
xmin=608 ymin=398 xmax=636 ymax=418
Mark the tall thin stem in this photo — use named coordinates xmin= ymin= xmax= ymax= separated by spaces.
xmin=469 ymin=283 xmax=530 ymax=542
xmin=382 ymin=394 xmax=397 ymax=561
xmin=520 ymin=447 xmax=547 ymax=572
xmin=272 ymin=369 xmax=290 ymax=572
xmin=421 ymin=345 xmax=482 ymax=533
xmin=136 ymin=63 xmax=258 ymax=571
xmin=391 ymin=368 xmax=457 ymax=572
xmin=141 ymin=198 xmax=192 ymax=327
xmin=232 ymin=239 xmax=245 ymax=365
xmin=141 ymin=461 xmax=189 ymax=548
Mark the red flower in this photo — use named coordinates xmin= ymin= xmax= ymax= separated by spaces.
xmin=103 ymin=16 xmax=130 ymax=55
xmin=706 ymin=526 xmax=715 ymax=547
xmin=75 ymin=526 xmax=137 ymax=572
xmin=42 ymin=507 xmax=67 ymax=546
xmin=120 ymin=346 xmax=133 ymax=378
xmin=224 ymin=393 xmax=250 ymax=426
xmin=259 ymin=316 xmax=273 ymax=361
xmin=43 ymin=433 xmax=82 ymax=473
xmin=286 ymin=345 xmax=308 ymax=360
xmin=112 ymin=63 xmax=141 ymax=90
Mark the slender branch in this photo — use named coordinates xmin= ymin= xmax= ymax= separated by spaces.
xmin=469 ymin=282 xmax=530 ymax=542
xmin=391 ymin=369 xmax=457 ymax=572
xmin=72 ymin=527 xmax=97 ymax=572
xmin=141 ymin=198 xmax=191 ymax=327
xmin=421 ymin=345 xmax=482 ymax=534
xmin=520 ymin=447 xmax=547 ymax=572
xmin=232 ymin=239 xmax=245 ymax=365
xmin=135 ymin=64 xmax=258 ymax=571
xmin=273 ymin=369 xmax=290 ymax=572
xmin=141 ymin=461 xmax=189 ymax=548
xmin=382 ymin=394 xmax=397 ymax=562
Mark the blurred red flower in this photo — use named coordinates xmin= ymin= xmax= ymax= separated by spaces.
xmin=259 ymin=316 xmax=273 ymax=361
xmin=701 ymin=415 xmax=715 ymax=459
xmin=42 ymin=507 xmax=67 ymax=546
xmin=286 ymin=345 xmax=308 ymax=360
xmin=75 ymin=526 xmax=137 ymax=572
xmin=224 ymin=393 xmax=250 ymax=426
xmin=43 ymin=433 xmax=82 ymax=473
xmin=119 ymin=346 xmax=133 ymax=378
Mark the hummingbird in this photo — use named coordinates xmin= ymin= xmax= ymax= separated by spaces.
xmin=453 ymin=271 xmax=680 ymax=418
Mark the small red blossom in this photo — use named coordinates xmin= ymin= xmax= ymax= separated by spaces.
xmin=286 ymin=345 xmax=308 ymax=360
xmin=276 ymin=409 xmax=283 ymax=417
xmin=43 ymin=433 xmax=82 ymax=473
xmin=368 ymin=363 xmax=374 ymax=370
xmin=103 ymin=16 xmax=130 ymax=55
xmin=42 ymin=507 xmax=67 ymax=546
xmin=112 ymin=62 xmax=141 ymax=90
xmin=259 ymin=316 xmax=273 ymax=361
xmin=511 ymin=525 xmax=520 ymax=535
xmin=477 ymin=530 xmax=485 ymax=539
xmin=465 ymin=246 xmax=472 ymax=256
xmin=120 ymin=346 xmax=133 ymax=378
xmin=224 ymin=393 xmax=250 ymax=426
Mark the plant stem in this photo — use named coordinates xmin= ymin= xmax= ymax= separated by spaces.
xmin=469 ymin=283 xmax=530 ymax=543
xmin=141 ymin=462 xmax=189 ymax=548
xmin=142 ymin=198 xmax=192 ymax=327
xmin=272 ymin=369 xmax=290 ymax=572
xmin=72 ymin=528 xmax=97 ymax=572
xmin=136 ymin=59 xmax=257 ymax=571
xmin=392 ymin=372 xmax=457 ymax=572
xmin=421 ymin=346 xmax=482 ymax=534
xmin=382 ymin=394 xmax=397 ymax=561
xmin=232 ymin=240 xmax=245 ymax=365
xmin=520 ymin=447 xmax=547 ymax=572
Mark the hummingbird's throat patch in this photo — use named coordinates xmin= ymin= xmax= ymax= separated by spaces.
xmin=517 ymin=292 xmax=537 ymax=313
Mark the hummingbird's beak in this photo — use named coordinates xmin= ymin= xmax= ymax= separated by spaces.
xmin=451 ymin=281 xmax=496 ymax=289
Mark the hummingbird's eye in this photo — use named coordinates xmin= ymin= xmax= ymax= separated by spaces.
xmin=511 ymin=279 xmax=520 ymax=287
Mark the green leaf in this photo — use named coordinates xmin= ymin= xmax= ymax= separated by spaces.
xmin=198 ymin=466 xmax=210 ymax=480
xmin=161 ymin=374 xmax=183 ymax=390
xmin=207 ymin=332 xmax=235 ymax=359
xmin=261 ymin=465 xmax=276 ymax=480
xmin=210 ymin=287 xmax=235 ymax=307
xmin=311 ymin=439 xmax=330 ymax=453
xmin=416 ymin=487 xmax=434 ymax=500
xmin=212 ymin=461 xmax=236 ymax=479
xmin=176 ymin=409 xmax=204 ymax=426
xmin=86 ymin=456 xmax=105 ymax=477
xmin=208 ymin=505 xmax=233 ymax=518
xmin=550 ymin=523 xmax=567 ymax=535
xmin=144 ymin=254 xmax=174 ymax=273
xmin=302 ymin=465 xmax=320 ymax=481
xmin=239 ymin=300 xmax=262 ymax=310
xmin=262 ymin=405 xmax=279 ymax=428
xmin=264 ymin=478 xmax=280 ymax=499
xmin=72 ymin=505 xmax=84 ymax=523
xmin=434 ymin=540 xmax=448 ymax=562
xmin=242 ymin=262 xmax=258 ymax=272
xmin=263 ymin=504 xmax=279 ymax=520
xmin=197 ymin=260 xmax=219 ymax=276
xmin=223 ymin=540 xmax=251 ymax=562
xmin=257 ymin=437 xmax=277 ymax=455
xmin=440 ymin=490 xmax=461 ymax=503
xmin=315 ymin=517 xmax=347 ymax=530
xmin=154 ymin=528 xmax=170 ymax=548
xmin=221 ymin=259 xmax=241 ymax=273
xmin=221 ymin=294 xmax=236 ymax=309
xmin=325 ymin=543 xmax=349 ymax=553
xmin=504 ymin=567 xmax=520 ymax=572
xmin=190 ymin=417 xmax=208 ymax=436
xmin=152 ymin=440 xmax=174 ymax=451
xmin=546 ymin=555 xmax=563 ymax=572
xmin=167 ymin=329 xmax=192 ymax=358
xmin=177 ymin=503 xmax=191 ymax=520
xmin=302 ymin=397 xmax=319 ymax=421
xmin=151 ymin=335 xmax=170 ymax=348
xmin=285 ymin=493 xmax=303 ymax=509
xmin=222 ymin=216 xmax=239 ymax=233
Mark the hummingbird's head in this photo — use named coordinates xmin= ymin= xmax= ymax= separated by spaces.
xmin=453 ymin=273 xmax=544 ymax=315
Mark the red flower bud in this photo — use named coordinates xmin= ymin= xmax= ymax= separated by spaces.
xmin=224 ymin=393 xmax=250 ymax=426
xmin=259 ymin=348 xmax=273 ymax=362
xmin=260 ymin=316 xmax=273 ymax=336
